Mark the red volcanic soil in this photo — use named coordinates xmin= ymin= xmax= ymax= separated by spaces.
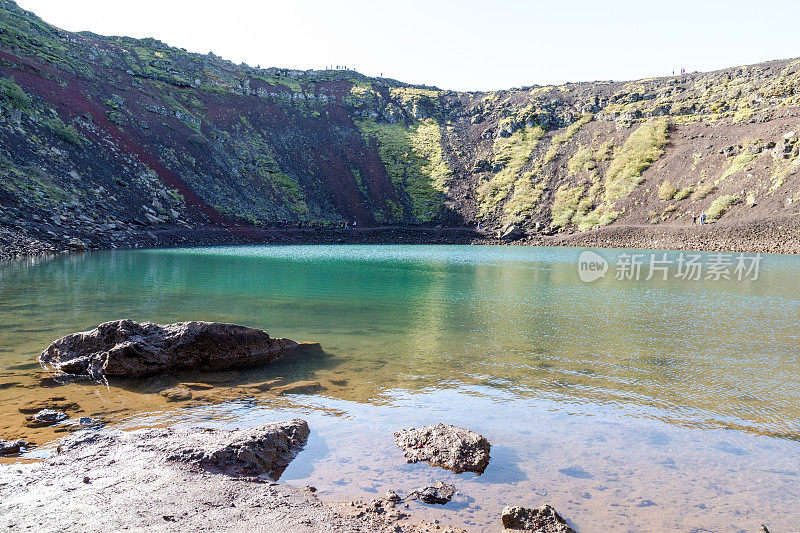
xmin=0 ymin=50 xmax=225 ymax=224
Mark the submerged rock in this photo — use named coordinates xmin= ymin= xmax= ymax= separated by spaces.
xmin=271 ymin=380 xmax=326 ymax=395
xmin=160 ymin=386 xmax=193 ymax=402
xmin=394 ymin=423 xmax=491 ymax=474
xmin=411 ymin=481 xmax=455 ymax=505
xmin=501 ymin=505 xmax=575 ymax=532
xmin=18 ymin=397 xmax=80 ymax=414
xmin=39 ymin=319 xmax=323 ymax=380
xmin=0 ymin=439 xmax=28 ymax=456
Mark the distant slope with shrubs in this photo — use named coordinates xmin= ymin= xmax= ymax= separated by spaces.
xmin=1 ymin=0 xmax=799 ymax=254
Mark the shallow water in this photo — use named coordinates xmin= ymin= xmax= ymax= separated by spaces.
xmin=1 ymin=245 xmax=799 ymax=531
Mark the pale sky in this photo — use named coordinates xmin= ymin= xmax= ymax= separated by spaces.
xmin=15 ymin=0 xmax=800 ymax=91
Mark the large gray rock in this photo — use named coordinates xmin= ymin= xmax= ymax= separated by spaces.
xmin=394 ymin=423 xmax=491 ymax=474
xmin=56 ymin=420 xmax=309 ymax=480
xmin=39 ymin=319 xmax=323 ymax=379
xmin=167 ymin=419 xmax=310 ymax=479
xmin=501 ymin=505 xmax=575 ymax=532
xmin=498 ymin=223 xmax=525 ymax=241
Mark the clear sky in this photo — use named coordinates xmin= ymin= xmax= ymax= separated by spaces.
xmin=15 ymin=0 xmax=800 ymax=91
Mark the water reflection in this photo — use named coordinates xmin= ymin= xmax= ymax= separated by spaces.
xmin=1 ymin=245 xmax=800 ymax=530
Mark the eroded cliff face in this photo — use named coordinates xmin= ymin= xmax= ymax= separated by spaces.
xmin=1 ymin=0 xmax=798 ymax=252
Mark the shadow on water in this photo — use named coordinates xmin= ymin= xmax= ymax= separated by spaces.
xmin=476 ymin=445 xmax=528 ymax=484
xmin=106 ymin=347 xmax=344 ymax=395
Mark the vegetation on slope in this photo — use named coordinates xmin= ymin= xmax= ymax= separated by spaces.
xmin=604 ymin=118 xmax=669 ymax=203
xmin=477 ymin=125 xmax=545 ymax=218
xmin=1 ymin=0 xmax=799 ymax=238
xmin=355 ymin=118 xmax=449 ymax=222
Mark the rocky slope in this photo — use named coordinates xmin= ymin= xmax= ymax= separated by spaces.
xmin=1 ymin=0 xmax=799 ymax=257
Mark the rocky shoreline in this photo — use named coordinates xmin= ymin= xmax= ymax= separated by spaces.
xmin=1 ymin=214 xmax=799 ymax=262
xmin=0 ymin=422 xmax=464 ymax=533
xmin=0 ymin=415 xmax=580 ymax=532
xmin=0 ymin=320 xmax=580 ymax=532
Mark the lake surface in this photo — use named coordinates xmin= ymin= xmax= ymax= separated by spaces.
xmin=1 ymin=245 xmax=799 ymax=532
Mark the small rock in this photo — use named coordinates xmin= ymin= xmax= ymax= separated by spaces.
xmin=501 ymin=505 xmax=575 ymax=532
xmin=27 ymin=409 xmax=68 ymax=427
xmin=394 ymin=423 xmax=491 ymax=474
xmin=67 ymin=237 xmax=87 ymax=250
xmin=385 ymin=489 xmax=402 ymax=502
xmin=0 ymin=439 xmax=28 ymax=456
xmin=410 ymin=481 xmax=455 ymax=505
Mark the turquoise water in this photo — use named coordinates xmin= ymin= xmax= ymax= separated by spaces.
xmin=1 ymin=245 xmax=799 ymax=531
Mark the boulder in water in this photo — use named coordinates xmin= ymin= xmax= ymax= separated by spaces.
xmin=394 ymin=423 xmax=491 ymax=474
xmin=26 ymin=409 xmax=68 ymax=428
xmin=39 ymin=320 xmax=323 ymax=380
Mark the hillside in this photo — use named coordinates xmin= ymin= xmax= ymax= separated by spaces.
xmin=1 ymin=0 xmax=799 ymax=257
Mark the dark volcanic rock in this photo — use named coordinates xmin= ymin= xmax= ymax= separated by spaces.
xmin=501 ymin=505 xmax=575 ymax=532
xmin=394 ymin=423 xmax=491 ymax=474
xmin=411 ymin=481 xmax=456 ymax=505
xmin=0 ymin=439 xmax=28 ymax=456
xmin=26 ymin=409 xmax=68 ymax=428
xmin=167 ymin=419 xmax=310 ymax=479
xmin=499 ymin=223 xmax=525 ymax=241
xmin=39 ymin=319 xmax=323 ymax=379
